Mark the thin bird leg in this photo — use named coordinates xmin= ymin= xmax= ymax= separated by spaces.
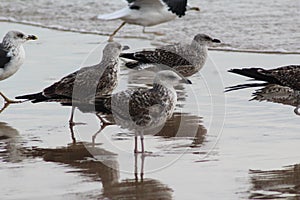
xmin=68 ymin=122 xmax=77 ymax=144
xmin=108 ymin=21 xmax=126 ymax=42
xmin=96 ymin=114 xmax=114 ymax=127
xmin=69 ymin=106 xmax=86 ymax=126
xmin=69 ymin=106 xmax=76 ymax=126
xmin=142 ymin=27 xmax=165 ymax=36
xmin=0 ymin=102 xmax=10 ymax=114
xmin=134 ymin=131 xmax=139 ymax=154
xmin=0 ymin=92 xmax=22 ymax=104
xmin=92 ymin=114 xmax=113 ymax=143
xmin=140 ymin=131 xmax=145 ymax=153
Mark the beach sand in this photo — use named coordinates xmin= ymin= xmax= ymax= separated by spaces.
xmin=0 ymin=22 xmax=300 ymax=199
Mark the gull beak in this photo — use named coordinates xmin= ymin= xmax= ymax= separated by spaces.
xmin=180 ymin=78 xmax=192 ymax=84
xmin=212 ymin=38 xmax=221 ymax=43
xmin=122 ymin=45 xmax=130 ymax=51
xmin=190 ymin=7 xmax=200 ymax=11
xmin=187 ymin=5 xmax=200 ymax=11
xmin=26 ymin=35 xmax=38 ymax=40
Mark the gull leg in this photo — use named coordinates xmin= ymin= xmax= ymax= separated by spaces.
xmin=68 ymin=122 xmax=77 ymax=144
xmin=142 ymin=27 xmax=165 ymax=36
xmin=0 ymin=102 xmax=10 ymax=114
xmin=140 ymin=132 xmax=145 ymax=154
xmin=69 ymin=106 xmax=76 ymax=126
xmin=134 ymin=131 xmax=138 ymax=154
xmin=0 ymin=92 xmax=22 ymax=104
xmin=92 ymin=114 xmax=113 ymax=144
xmin=69 ymin=106 xmax=86 ymax=126
xmin=108 ymin=22 xmax=126 ymax=42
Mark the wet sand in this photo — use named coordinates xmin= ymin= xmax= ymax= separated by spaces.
xmin=0 ymin=22 xmax=300 ymax=199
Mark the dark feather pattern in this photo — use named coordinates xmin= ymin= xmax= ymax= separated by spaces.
xmin=162 ymin=0 xmax=187 ymax=17
xmin=0 ymin=44 xmax=11 ymax=69
xmin=16 ymin=42 xmax=122 ymax=104
xmin=227 ymin=65 xmax=300 ymax=91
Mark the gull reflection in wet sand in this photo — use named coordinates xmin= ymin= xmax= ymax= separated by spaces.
xmin=89 ymin=112 xmax=207 ymax=152
xmin=0 ymin=122 xmax=24 ymax=163
xmin=103 ymin=154 xmax=173 ymax=200
xmin=25 ymin=143 xmax=172 ymax=199
xmin=249 ymin=164 xmax=300 ymax=199
xmin=251 ymin=84 xmax=300 ymax=115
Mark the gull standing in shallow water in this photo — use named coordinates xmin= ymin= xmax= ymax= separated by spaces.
xmin=68 ymin=70 xmax=192 ymax=153
xmin=226 ymin=65 xmax=300 ymax=114
xmin=0 ymin=30 xmax=37 ymax=104
xmin=120 ymin=34 xmax=221 ymax=77
xmin=97 ymin=0 xmax=200 ymax=41
xmin=16 ymin=42 xmax=128 ymax=125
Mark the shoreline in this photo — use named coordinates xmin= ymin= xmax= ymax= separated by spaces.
xmin=1 ymin=18 xmax=299 ymax=55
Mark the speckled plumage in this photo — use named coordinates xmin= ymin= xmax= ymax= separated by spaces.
xmin=252 ymin=84 xmax=300 ymax=107
xmin=16 ymin=42 xmax=123 ymax=103
xmin=16 ymin=42 xmax=124 ymax=124
xmin=227 ymin=65 xmax=300 ymax=92
xmin=71 ymin=70 xmax=192 ymax=153
xmin=120 ymin=34 xmax=221 ymax=77
xmin=93 ymin=83 xmax=176 ymax=131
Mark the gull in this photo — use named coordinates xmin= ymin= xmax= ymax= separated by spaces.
xmin=120 ymin=34 xmax=221 ymax=77
xmin=97 ymin=0 xmax=200 ymax=41
xmin=69 ymin=70 xmax=192 ymax=153
xmin=0 ymin=30 xmax=37 ymax=104
xmin=226 ymin=65 xmax=300 ymax=114
xmin=226 ymin=65 xmax=300 ymax=92
xmin=16 ymin=42 xmax=128 ymax=125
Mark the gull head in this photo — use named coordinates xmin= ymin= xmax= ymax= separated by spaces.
xmin=193 ymin=34 xmax=221 ymax=46
xmin=103 ymin=42 xmax=130 ymax=58
xmin=2 ymin=30 xmax=37 ymax=47
xmin=154 ymin=70 xmax=192 ymax=87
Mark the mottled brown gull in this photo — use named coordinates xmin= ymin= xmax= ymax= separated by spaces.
xmin=120 ymin=34 xmax=221 ymax=77
xmin=226 ymin=65 xmax=300 ymax=92
xmin=70 ymin=70 xmax=192 ymax=153
xmin=16 ymin=42 xmax=128 ymax=125
xmin=226 ymin=65 xmax=300 ymax=115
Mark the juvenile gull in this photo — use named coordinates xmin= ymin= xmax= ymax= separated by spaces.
xmin=0 ymin=30 xmax=37 ymax=103
xmin=226 ymin=65 xmax=300 ymax=114
xmin=120 ymin=34 xmax=221 ymax=77
xmin=97 ymin=0 xmax=200 ymax=41
xmin=16 ymin=42 xmax=127 ymax=125
xmin=70 ymin=70 xmax=192 ymax=153
xmin=226 ymin=65 xmax=300 ymax=92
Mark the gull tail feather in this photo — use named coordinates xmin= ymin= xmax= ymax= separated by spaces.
xmin=15 ymin=92 xmax=48 ymax=103
xmin=97 ymin=7 xmax=130 ymax=20
xmin=225 ymin=83 xmax=268 ymax=92
xmin=228 ymin=68 xmax=279 ymax=84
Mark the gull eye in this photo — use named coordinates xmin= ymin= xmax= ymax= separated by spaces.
xmin=16 ymin=33 xmax=24 ymax=38
xmin=167 ymin=75 xmax=177 ymax=80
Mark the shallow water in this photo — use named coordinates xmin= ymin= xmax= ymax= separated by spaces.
xmin=0 ymin=0 xmax=299 ymax=53
xmin=0 ymin=22 xmax=300 ymax=199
